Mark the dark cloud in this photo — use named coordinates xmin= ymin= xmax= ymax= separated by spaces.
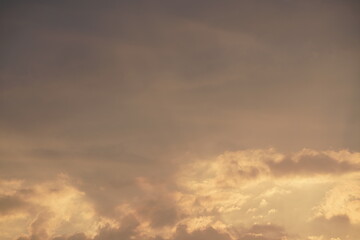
xmin=238 ymin=224 xmax=288 ymax=240
xmin=48 ymin=223 xmax=233 ymax=240
xmin=267 ymin=153 xmax=360 ymax=176
xmin=93 ymin=215 xmax=140 ymax=240
xmin=0 ymin=195 xmax=26 ymax=215
xmin=310 ymin=214 xmax=360 ymax=239
xmin=314 ymin=214 xmax=351 ymax=225
xmin=52 ymin=233 xmax=90 ymax=240
xmin=172 ymin=225 xmax=232 ymax=240
xmin=137 ymin=198 xmax=179 ymax=228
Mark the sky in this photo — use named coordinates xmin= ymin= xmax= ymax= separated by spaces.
xmin=0 ymin=0 xmax=359 ymax=240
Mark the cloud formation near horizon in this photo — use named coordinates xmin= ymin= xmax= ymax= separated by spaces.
xmin=1 ymin=149 xmax=360 ymax=240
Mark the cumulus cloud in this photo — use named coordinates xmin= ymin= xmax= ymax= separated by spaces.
xmin=0 ymin=176 xmax=115 ymax=240
xmin=175 ymin=149 xmax=360 ymax=240
xmin=314 ymin=178 xmax=360 ymax=224
xmin=1 ymin=149 xmax=360 ymax=240
xmin=178 ymin=149 xmax=360 ymax=190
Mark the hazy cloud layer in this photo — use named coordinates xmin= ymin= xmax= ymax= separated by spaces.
xmin=1 ymin=0 xmax=359 ymax=240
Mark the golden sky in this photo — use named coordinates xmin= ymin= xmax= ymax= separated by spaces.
xmin=0 ymin=1 xmax=359 ymax=240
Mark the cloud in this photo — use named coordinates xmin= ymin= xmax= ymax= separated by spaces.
xmin=172 ymin=224 xmax=231 ymax=240
xmin=178 ymin=149 xmax=360 ymax=190
xmin=20 ymin=211 xmax=52 ymax=240
xmin=0 ymin=176 xmax=115 ymax=240
xmin=0 ymin=195 xmax=26 ymax=215
xmin=52 ymin=233 xmax=90 ymax=240
xmin=175 ymin=149 xmax=360 ymax=240
xmin=310 ymin=215 xmax=360 ymax=240
xmin=238 ymin=224 xmax=288 ymax=240
xmin=0 ymin=0 xmax=359 ymax=239
xmin=1 ymin=149 xmax=360 ymax=240
xmin=92 ymin=215 xmax=141 ymax=240
xmin=267 ymin=152 xmax=360 ymax=176
xmin=313 ymin=214 xmax=351 ymax=226
xmin=47 ymin=223 xmax=232 ymax=240
xmin=136 ymin=198 xmax=179 ymax=228
xmin=314 ymin=177 xmax=360 ymax=224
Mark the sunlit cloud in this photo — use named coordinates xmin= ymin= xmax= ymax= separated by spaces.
xmin=1 ymin=149 xmax=359 ymax=240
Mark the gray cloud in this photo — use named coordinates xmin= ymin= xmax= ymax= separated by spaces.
xmin=0 ymin=195 xmax=26 ymax=215
xmin=310 ymin=215 xmax=360 ymax=240
xmin=48 ymin=224 xmax=233 ymax=240
xmin=137 ymin=199 xmax=179 ymax=228
xmin=267 ymin=153 xmax=360 ymax=176
xmin=238 ymin=224 xmax=288 ymax=240
xmin=53 ymin=233 xmax=90 ymax=240
xmin=172 ymin=225 xmax=232 ymax=240
xmin=48 ymin=224 xmax=287 ymax=240
xmin=92 ymin=215 xmax=141 ymax=240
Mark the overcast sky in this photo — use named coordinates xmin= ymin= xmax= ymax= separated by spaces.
xmin=0 ymin=1 xmax=359 ymax=240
